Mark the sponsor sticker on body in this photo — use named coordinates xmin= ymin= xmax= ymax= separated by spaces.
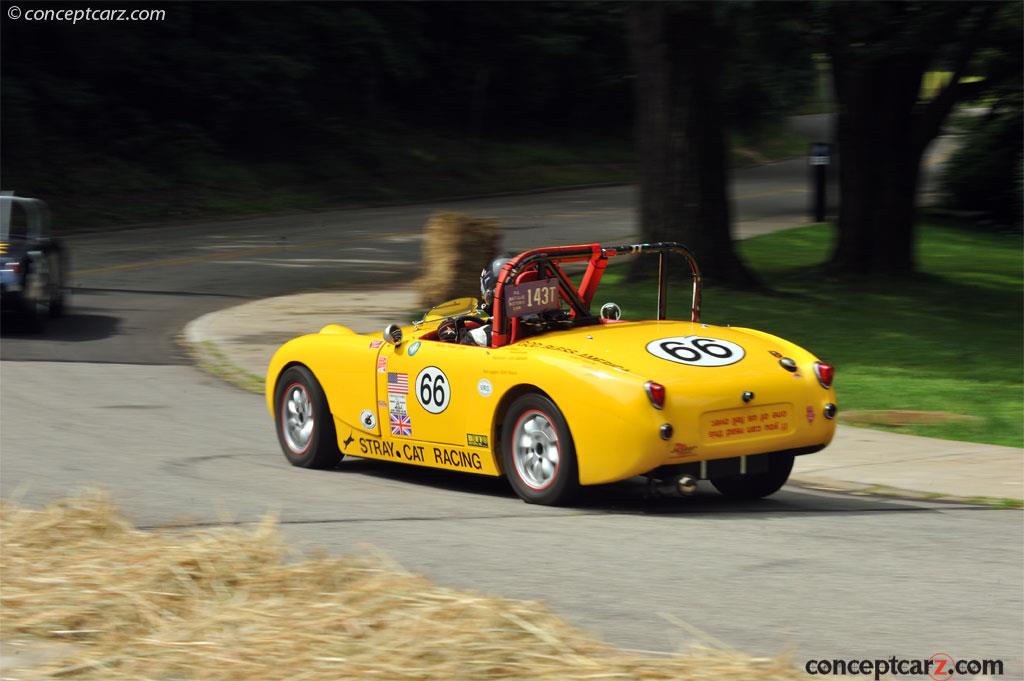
xmin=387 ymin=372 xmax=408 ymax=394
xmin=387 ymin=373 xmax=412 ymax=436
xmin=669 ymin=442 xmax=698 ymax=458
xmin=359 ymin=409 xmax=377 ymax=430
xmin=477 ymin=378 xmax=492 ymax=397
xmin=389 ymin=393 xmax=407 ymax=417
xmin=388 ymin=394 xmax=411 ymax=434
xmin=390 ymin=412 xmax=412 ymax=436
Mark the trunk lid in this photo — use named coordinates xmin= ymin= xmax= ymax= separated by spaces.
xmin=537 ymin=320 xmax=824 ymax=451
xmin=538 ymin=320 xmax=799 ymax=382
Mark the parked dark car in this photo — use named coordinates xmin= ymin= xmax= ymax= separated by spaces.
xmin=1 ymin=193 xmax=67 ymax=327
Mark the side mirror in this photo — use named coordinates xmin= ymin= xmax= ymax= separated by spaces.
xmin=383 ymin=324 xmax=403 ymax=345
xmin=600 ymin=302 xmax=621 ymax=321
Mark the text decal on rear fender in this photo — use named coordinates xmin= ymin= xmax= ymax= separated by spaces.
xmin=646 ymin=336 xmax=746 ymax=367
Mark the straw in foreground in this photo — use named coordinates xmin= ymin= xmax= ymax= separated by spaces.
xmin=2 ymin=494 xmax=828 ymax=679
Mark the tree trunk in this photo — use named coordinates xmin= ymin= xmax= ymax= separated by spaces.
xmin=827 ymin=3 xmax=995 ymax=275
xmin=628 ymin=4 xmax=755 ymax=285
xmin=830 ymin=57 xmax=926 ymax=274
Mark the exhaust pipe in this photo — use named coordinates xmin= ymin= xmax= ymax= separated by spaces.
xmin=676 ymin=475 xmax=698 ymax=496
xmin=647 ymin=474 xmax=699 ymax=498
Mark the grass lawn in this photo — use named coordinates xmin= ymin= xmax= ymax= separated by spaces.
xmin=599 ymin=223 xmax=1023 ymax=447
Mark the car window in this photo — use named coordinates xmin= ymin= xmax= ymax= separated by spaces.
xmin=5 ymin=203 xmax=29 ymax=241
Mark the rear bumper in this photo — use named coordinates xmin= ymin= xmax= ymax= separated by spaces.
xmin=648 ymin=445 xmax=825 ymax=481
xmin=0 ymin=282 xmax=26 ymax=313
xmin=569 ymin=389 xmax=836 ymax=486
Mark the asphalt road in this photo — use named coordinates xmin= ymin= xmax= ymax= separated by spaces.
xmin=3 ymin=361 xmax=1020 ymax=667
xmin=3 ymin=121 xmax=1021 ymax=672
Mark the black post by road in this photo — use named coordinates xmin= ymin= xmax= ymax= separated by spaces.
xmin=809 ymin=142 xmax=832 ymax=222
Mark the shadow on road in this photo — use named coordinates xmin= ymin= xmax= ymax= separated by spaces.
xmin=333 ymin=457 xmax=937 ymax=517
xmin=1 ymin=288 xmax=244 ymax=364
xmin=0 ymin=310 xmax=120 ymax=343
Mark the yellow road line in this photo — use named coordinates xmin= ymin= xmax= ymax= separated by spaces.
xmin=72 ymin=231 xmax=419 ymax=277
xmin=734 ymin=187 xmax=806 ymax=200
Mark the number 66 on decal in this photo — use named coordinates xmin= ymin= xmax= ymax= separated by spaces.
xmin=646 ymin=336 xmax=745 ymax=367
xmin=266 ymin=241 xmax=836 ymax=507
xmin=416 ymin=366 xmax=450 ymax=414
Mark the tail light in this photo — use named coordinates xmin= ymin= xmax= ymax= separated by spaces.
xmin=813 ymin=362 xmax=834 ymax=388
xmin=645 ymin=381 xmax=666 ymax=409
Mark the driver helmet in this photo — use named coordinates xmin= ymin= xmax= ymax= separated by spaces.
xmin=480 ymin=254 xmax=513 ymax=313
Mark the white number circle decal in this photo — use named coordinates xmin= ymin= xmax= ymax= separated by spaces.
xmin=415 ymin=366 xmax=451 ymax=413
xmin=646 ymin=336 xmax=745 ymax=367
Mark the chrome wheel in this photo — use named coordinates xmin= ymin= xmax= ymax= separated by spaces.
xmin=282 ymin=383 xmax=314 ymax=453
xmin=275 ymin=366 xmax=342 ymax=469
xmin=513 ymin=411 xmax=560 ymax=489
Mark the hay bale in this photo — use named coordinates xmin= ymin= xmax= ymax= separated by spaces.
xmin=0 ymin=494 xmax=841 ymax=680
xmin=417 ymin=212 xmax=500 ymax=309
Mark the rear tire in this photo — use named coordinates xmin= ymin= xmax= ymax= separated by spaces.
xmin=711 ymin=453 xmax=794 ymax=499
xmin=18 ymin=258 xmax=48 ymax=331
xmin=274 ymin=365 xmax=343 ymax=469
xmin=502 ymin=393 xmax=579 ymax=505
xmin=45 ymin=245 xmax=66 ymax=317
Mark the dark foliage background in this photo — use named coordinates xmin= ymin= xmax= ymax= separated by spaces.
xmin=940 ymin=2 xmax=1023 ymax=230
xmin=3 ymin=2 xmax=629 ymax=222
xmin=1 ymin=1 xmax=813 ymax=225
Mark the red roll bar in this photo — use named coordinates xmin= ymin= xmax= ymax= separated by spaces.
xmin=490 ymin=241 xmax=702 ymax=347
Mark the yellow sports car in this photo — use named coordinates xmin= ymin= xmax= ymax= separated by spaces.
xmin=266 ymin=242 xmax=836 ymax=505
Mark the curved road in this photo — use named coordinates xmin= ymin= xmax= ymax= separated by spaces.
xmin=3 ymin=149 xmax=1021 ymax=671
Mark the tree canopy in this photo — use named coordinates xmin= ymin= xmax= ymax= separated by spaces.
xmin=3 ymin=0 xmax=1016 ymax=263
xmin=815 ymin=1 xmax=1020 ymax=273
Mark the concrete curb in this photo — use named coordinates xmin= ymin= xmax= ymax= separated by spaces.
xmin=788 ymin=477 xmax=1022 ymax=509
xmin=179 ymin=329 xmax=265 ymax=395
xmin=180 ymin=288 xmax=424 ymax=395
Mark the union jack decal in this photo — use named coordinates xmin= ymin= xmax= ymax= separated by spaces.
xmin=390 ymin=412 xmax=412 ymax=436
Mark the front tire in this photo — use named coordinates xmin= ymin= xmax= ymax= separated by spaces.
xmin=710 ymin=453 xmax=794 ymax=499
xmin=502 ymin=393 xmax=579 ymax=505
xmin=274 ymin=365 xmax=343 ymax=469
